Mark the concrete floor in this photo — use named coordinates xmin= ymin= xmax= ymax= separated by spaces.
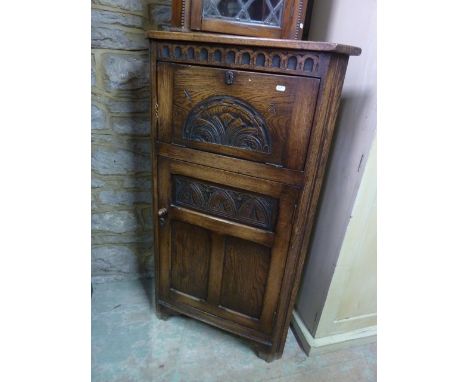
xmin=92 ymin=279 xmax=376 ymax=382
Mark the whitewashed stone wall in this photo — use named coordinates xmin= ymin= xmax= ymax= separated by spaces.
xmin=91 ymin=0 xmax=171 ymax=282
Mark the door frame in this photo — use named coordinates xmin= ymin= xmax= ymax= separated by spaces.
xmin=188 ymin=0 xmax=305 ymax=39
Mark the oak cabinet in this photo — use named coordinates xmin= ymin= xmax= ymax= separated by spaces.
xmin=149 ymin=31 xmax=360 ymax=361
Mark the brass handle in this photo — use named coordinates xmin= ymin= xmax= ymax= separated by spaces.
xmin=158 ymin=208 xmax=168 ymax=227
xmin=225 ymin=70 xmax=235 ymax=85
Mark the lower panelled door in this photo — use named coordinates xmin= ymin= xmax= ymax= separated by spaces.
xmin=156 ymin=156 xmax=298 ymax=340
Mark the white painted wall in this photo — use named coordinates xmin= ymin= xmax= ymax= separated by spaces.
xmin=295 ymin=0 xmax=377 ymax=342
xmin=315 ymin=138 xmax=377 ymax=338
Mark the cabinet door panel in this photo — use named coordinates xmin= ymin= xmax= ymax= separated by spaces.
xmin=157 ymin=63 xmax=320 ymax=170
xmin=157 ymin=156 xmax=298 ymax=335
xmin=170 ymin=221 xmax=211 ymax=300
xmin=220 ymin=237 xmax=271 ymax=319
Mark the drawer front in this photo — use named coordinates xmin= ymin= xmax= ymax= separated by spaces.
xmin=157 ymin=157 xmax=299 ymax=335
xmin=157 ymin=63 xmax=320 ymax=170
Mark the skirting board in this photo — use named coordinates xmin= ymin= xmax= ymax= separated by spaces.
xmin=291 ymin=310 xmax=377 ymax=355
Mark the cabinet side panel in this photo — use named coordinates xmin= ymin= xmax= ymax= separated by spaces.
xmin=170 ymin=221 xmax=212 ymax=300
xmin=150 ymin=41 xmax=161 ymax=305
xmin=220 ymin=237 xmax=271 ymax=318
xmin=272 ymin=54 xmax=350 ymax=356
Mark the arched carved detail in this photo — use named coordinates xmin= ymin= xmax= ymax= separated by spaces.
xmin=207 ymin=190 xmax=237 ymax=217
xmin=174 ymin=177 xmax=205 ymax=209
xmin=156 ymin=42 xmax=324 ymax=77
xmin=173 ymin=175 xmax=278 ymax=230
xmin=183 ymin=96 xmax=272 ymax=154
xmin=238 ymin=198 xmax=272 ymax=228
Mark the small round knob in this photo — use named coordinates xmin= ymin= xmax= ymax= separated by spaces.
xmin=158 ymin=208 xmax=168 ymax=226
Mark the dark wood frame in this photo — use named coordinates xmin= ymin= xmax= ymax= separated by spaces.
xmin=148 ymin=31 xmax=360 ymax=361
xmin=172 ymin=0 xmax=308 ymax=39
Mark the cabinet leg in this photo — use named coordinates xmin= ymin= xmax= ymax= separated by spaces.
xmin=155 ymin=304 xmax=178 ymax=321
xmin=255 ymin=344 xmax=281 ymax=363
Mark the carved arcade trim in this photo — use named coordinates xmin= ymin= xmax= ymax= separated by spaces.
xmin=173 ymin=175 xmax=278 ymax=230
xmin=157 ymin=42 xmax=324 ymax=77
xmin=183 ymin=96 xmax=272 ymax=154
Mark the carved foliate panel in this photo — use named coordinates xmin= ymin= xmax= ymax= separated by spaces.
xmin=173 ymin=175 xmax=278 ymax=230
xmin=183 ymin=96 xmax=272 ymax=154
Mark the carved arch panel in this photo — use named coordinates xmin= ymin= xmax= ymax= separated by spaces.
xmin=183 ymin=96 xmax=272 ymax=154
xmin=173 ymin=175 xmax=278 ymax=230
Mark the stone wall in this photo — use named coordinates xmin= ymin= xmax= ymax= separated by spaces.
xmin=91 ymin=0 xmax=171 ymax=282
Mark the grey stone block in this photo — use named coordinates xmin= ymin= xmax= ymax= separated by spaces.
xmin=92 ymin=104 xmax=107 ymax=130
xmin=145 ymin=253 xmax=154 ymax=272
xmin=112 ymin=115 xmax=150 ymax=135
xmin=149 ymin=4 xmax=171 ymax=26
xmin=92 ymin=9 xmax=145 ymax=28
xmin=92 ymin=135 xmax=114 ymax=146
xmin=92 ymin=210 xmax=140 ymax=233
xmin=92 ymin=176 xmax=106 ymax=188
xmin=94 ymin=93 xmax=149 ymax=113
xmin=141 ymin=206 xmax=154 ymax=229
xmin=123 ymin=176 xmax=152 ymax=190
xmin=92 ymin=0 xmax=145 ymax=13
xmin=92 ymin=245 xmax=139 ymax=276
xmin=92 ymin=146 xmax=151 ymax=175
xmin=92 ymin=54 xmax=96 ymax=87
xmin=102 ymin=53 xmax=149 ymax=91
xmin=92 ymin=24 xmax=148 ymax=50
xmin=92 ymin=231 xmax=153 ymax=245
xmin=99 ymin=190 xmax=152 ymax=205
xmin=129 ymin=139 xmax=151 ymax=154
xmin=92 ymin=135 xmax=150 ymax=153
xmin=147 ymin=0 xmax=171 ymax=6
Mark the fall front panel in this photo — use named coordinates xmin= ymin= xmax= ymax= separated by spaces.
xmin=157 ymin=63 xmax=320 ymax=170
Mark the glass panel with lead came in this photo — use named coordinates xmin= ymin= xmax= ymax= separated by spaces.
xmin=202 ymin=0 xmax=285 ymax=27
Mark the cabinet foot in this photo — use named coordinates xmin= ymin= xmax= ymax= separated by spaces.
xmin=156 ymin=304 xmax=178 ymax=321
xmin=255 ymin=345 xmax=281 ymax=363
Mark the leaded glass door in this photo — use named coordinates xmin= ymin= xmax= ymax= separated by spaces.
xmin=186 ymin=0 xmax=306 ymax=39
xmin=203 ymin=0 xmax=284 ymax=27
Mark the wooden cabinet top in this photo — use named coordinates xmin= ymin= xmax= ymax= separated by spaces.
xmin=147 ymin=31 xmax=361 ymax=56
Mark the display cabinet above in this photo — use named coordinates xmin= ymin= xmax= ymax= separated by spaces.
xmin=172 ymin=0 xmax=310 ymax=39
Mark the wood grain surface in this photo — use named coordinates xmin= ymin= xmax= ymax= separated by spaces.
xmin=220 ymin=237 xmax=271 ymax=318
